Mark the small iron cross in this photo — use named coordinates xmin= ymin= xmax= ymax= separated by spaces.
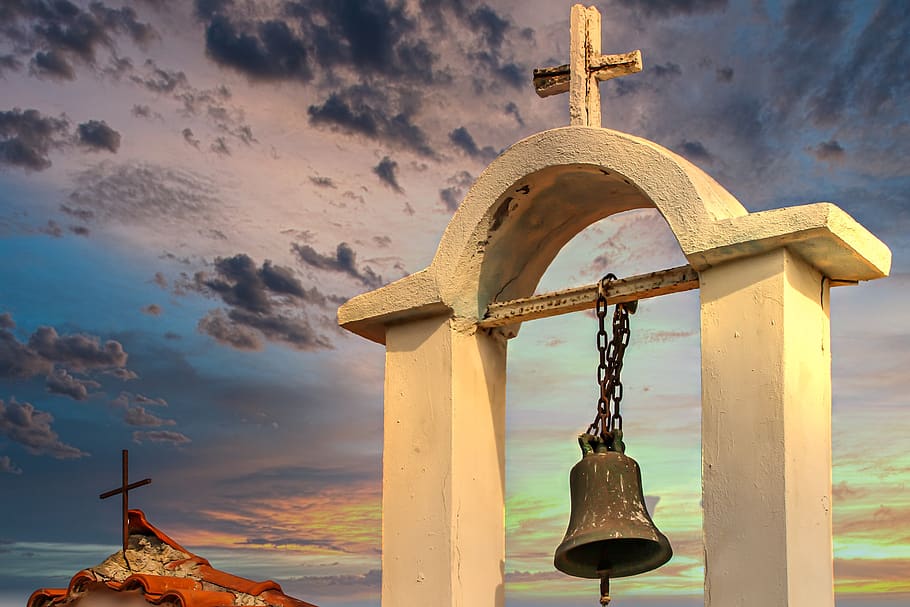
xmin=99 ymin=449 xmax=151 ymax=555
xmin=533 ymin=4 xmax=642 ymax=127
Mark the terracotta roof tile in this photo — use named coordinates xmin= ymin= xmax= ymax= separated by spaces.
xmin=28 ymin=510 xmax=318 ymax=607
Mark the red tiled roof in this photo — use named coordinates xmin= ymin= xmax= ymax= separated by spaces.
xmin=28 ymin=510 xmax=318 ymax=607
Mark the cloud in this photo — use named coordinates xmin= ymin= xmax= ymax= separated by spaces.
xmin=0 ymin=398 xmax=88 ymax=459
xmin=142 ymin=304 xmax=162 ymax=316
xmin=715 ymin=66 xmax=734 ymax=82
xmin=131 ymin=104 xmax=160 ymax=120
xmin=45 ymin=368 xmax=100 ymax=401
xmin=449 ymin=126 xmax=497 ymax=161
xmin=193 ymin=254 xmax=334 ymax=351
xmin=30 ymin=49 xmax=75 ymax=80
xmin=309 ymin=175 xmax=336 ymax=189
xmin=438 ymin=170 xmax=474 ymax=212
xmin=676 ymin=139 xmax=713 ymax=163
xmin=67 ymin=162 xmax=219 ymax=225
xmin=621 ymin=0 xmax=728 ymax=18
xmin=0 ymin=455 xmax=22 ymax=475
xmin=211 ymin=136 xmax=230 ymax=155
xmin=197 ymin=254 xmax=323 ymax=314
xmin=76 ymin=120 xmax=121 ymax=153
xmin=130 ymin=60 xmax=188 ymax=93
xmin=197 ymin=309 xmax=263 ymax=350
xmin=308 ymin=85 xmax=434 ymax=156
xmin=292 ymin=242 xmax=383 ymax=288
xmin=373 ymin=156 xmax=403 ymax=193
xmin=0 ymin=313 xmax=13 ymax=329
xmin=1 ymin=0 xmax=157 ymax=80
xmin=807 ymin=1 xmax=910 ymax=127
xmin=809 ymin=139 xmax=846 ymax=163
xmin=132 ymin=430 xmax=191 ymax=445
xmin=28 ymin=326 xmax=127 ymax=372
xmin=0 ymin=108 xmax=70 ymax=171
xmin=504 ymin=101 xmax=524 ymax=127
xmin=124 ymin=405 xmax=175 ymax=427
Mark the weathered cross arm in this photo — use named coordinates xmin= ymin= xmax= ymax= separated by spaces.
xmin=534 ymin=50 xmax=643 ymax=98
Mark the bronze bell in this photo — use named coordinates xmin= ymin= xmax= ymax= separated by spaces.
xmin=554 ymin=433 xmax=672 ymax=582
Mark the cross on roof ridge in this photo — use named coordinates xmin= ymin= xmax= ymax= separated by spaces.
xmin=99 ymin=449 xmax=151 ymax=557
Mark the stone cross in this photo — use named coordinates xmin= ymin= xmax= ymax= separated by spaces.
xmin=99 ymin=449 xmax=151 ymax=555
xmin=533 ymin=4 xmax=642 ymax=127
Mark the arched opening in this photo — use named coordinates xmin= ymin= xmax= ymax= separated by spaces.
xmin=504 ymin=210 xmax=703 ymax=603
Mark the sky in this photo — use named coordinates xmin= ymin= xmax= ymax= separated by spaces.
xmin=0 ymin=0 xmax=908 ymax=606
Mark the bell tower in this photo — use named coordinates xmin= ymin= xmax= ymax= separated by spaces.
xmin=337 ymin=5 xmax=891 ymax=607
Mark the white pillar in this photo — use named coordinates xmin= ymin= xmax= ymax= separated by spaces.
xmin=382 ymin=315 xmax=507 ymax=607
xmin=700 ymin=248 xmax=834 ymax=606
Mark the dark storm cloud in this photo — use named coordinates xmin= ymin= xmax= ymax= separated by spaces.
xmin=808 ymin=0 xmax=910 ymax=126
xmin=132 ymin=429 xmax=191 ymax=445
xmin=76 ymin=120 xmax=121 ymax=153
xmin=438 ymin=170 xmax=474 ymax=212
xmin=307 ymin=85 xmax=434 ymax=157
xmin=30 ymin=49 xmax=75 ymax=80
xmin=193 ymin=254 xmax=334 ymax=351
xmin=0 ymin=397 xmax=88 ymax=459
xmin=618 ymin=0 xmax=728 ymax=18
xmin=224 ymin=308 xmax=332 ymax=351
xmin=67 ymin=162 xmax=219 ymax=224
xmin=676 ymin=139 xmax=713 ymax=163
xmin=0 ymin=54 xmax=22 ymax=74
xmin=45 ymin=368 xmax=100 ymax=401
xmin=373 ymin=156 xmax=403 ymax=193
xmin=504 ymin=101 xmax=524 ymax=127
xmin=1 ymin=0 xmax=156 ymax=80
xmin=0 ymin=108 xmax=69 ymax=171
xmin=292 ymin=242 xmax=383 ymax=289
xmin=652 ymin=62 xmax=682 ymax=79
xmin=0 ymin=455 xmax=22 ymax=475
xmin=449 ymin=126 xmax=497 ymax=161
xmin=0 ymin=313 xmax=13 ymax=329
xmin=772 ymin=0 xmax=850 ymax=117
xmin=197 ymin=254 xmax=323 ymax=314
xmin=809 ymin=139 xmax=845 ymax=163
xmin=204 ymin=14 xmax=311 ymax=82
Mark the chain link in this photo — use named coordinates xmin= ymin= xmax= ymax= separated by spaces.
xmin=587 ymin=274 xmax=633 ymax=440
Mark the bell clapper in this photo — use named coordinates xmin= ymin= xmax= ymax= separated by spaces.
xmin=599 ymin=576 xmax=611 ymax=605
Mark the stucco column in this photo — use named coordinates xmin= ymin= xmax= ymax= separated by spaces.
xmin=700 ymin=248 xmax=834 ymax=606
xmin=383 ymin=315 xmax=507 ymax=607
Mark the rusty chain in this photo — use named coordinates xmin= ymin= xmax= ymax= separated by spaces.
xmin=587 ymin=273 xmax=633 ymax=441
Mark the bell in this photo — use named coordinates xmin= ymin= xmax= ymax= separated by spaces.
xmin=554 ymin=434 xmax=672 ymax=580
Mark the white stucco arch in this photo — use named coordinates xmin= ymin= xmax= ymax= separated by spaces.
xmin=341 ymin=127 xmax=887 ymax=342
xmin=337 ymin=125 xmax=890 ymax=607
